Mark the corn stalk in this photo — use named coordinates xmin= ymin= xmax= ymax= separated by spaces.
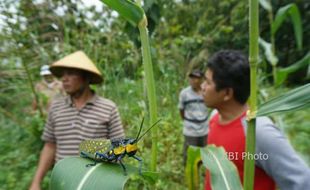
xmin=101 ymin=0 xmax=159 ymax=172
xmin=244 ymin=0 xmax=259 ymax=189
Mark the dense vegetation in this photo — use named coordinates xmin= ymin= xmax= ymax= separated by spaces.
xmin=0 ymin=0 xmax=309 ymax=189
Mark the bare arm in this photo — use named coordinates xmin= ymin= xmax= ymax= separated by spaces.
xmin=29 ymin=142 xmax=56 ymax=190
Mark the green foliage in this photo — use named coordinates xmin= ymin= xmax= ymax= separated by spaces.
xmin=100 ymin=0 xmax=144 ymax=26
xmin=259 ymin=37 xmax=278 ymax=66
xmin=100 ymin=0 xmax=159 ymax=172
xmin=272 ymin=3 xmax=303 ymax=50
xmin=0 ymin=112 xmax=46 ymax=189
xmin=259 ymin=0 xmax=271 ymax=11
xmin=185 ymin=146 xmax=201 ymax=190
xmin=200 ymin=145 xmax=243 ymax=190
xmin=50 ymin=157 xmax=158 ymax=190
xmin=276 ymin=52 xmax=310 ymax=85
xmin=259 ymin=1 xmax=307 ymax=84
xmin=257 ymin=83 xmax=310 ymax=116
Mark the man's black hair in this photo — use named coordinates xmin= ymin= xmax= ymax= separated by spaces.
xmin=207 ymin=50 xmax=250 ymax=104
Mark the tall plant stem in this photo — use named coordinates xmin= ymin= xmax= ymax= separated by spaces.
xmin=244 ymin=0 xmax=259 ymax=189
xmin=268 ymin=7 xmax=278 ymax=84
xmin=138 ymin=16 xmax=158 ymax=172
xmin=272 ymin=65 xmax=277 ymax=84
xmin=21 ymin=60 xmax=44 ymax=119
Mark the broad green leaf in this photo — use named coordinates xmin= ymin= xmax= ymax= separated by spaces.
xmin=276 ymin=52 xmax=310 ymax=85
xmin=259 ymin=37 xmax=278 ymax=66
xmin=259 ymin=0 xmax=272 ymax=11
xmin=201 ymin=145 xmax=243 ymax=190
xmin=101 ymin=0 xmax=144 ymax=26
xmin=185 ymin=146 xmax=202 ymax=190
xmin=50 ymin=157 xmax=158 ymax=190
xmin=257 ymin=83 xmax=310 ymax=116
xmin=272 ymin=3 xmax=302 ymax=50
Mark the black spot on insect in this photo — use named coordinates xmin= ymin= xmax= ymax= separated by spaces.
xmin=79 ymin=118 xmax=161 ymax=175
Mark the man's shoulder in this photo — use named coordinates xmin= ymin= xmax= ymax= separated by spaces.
xmin=35 ymin=81 xmax=46 ymax=90
xmin=240 ymin=115 xmax=277 ymax=134
xmin=182 ymin=86 xmax=191 ymax=92
xmin=51 ymin=80 xmax=62 ymax=88
xmin=255 ymin=116 xmax=278 ymax=135
xmin=180 ymin=86 xmax=192 ymax=96
xmin=50 ymin=96 xmax=67 ymax=107
xmin=94 ymin=96 xmax=117 ymax=108
xmin=47 ymin=96 xmax=68 ymax=114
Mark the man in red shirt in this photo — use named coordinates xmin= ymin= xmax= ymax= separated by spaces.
xmin=201 ymin=50 xmax=310 ymax=190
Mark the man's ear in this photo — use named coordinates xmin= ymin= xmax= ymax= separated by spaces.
xmin=224 ymin=88 xmax=234 ymax=101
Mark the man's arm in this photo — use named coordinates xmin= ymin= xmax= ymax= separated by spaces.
xmin=29 ymin=142 xmax=56 ymax=190
xmin=178 ymin=89 xmax=185 ymax=120
xmin=255 ymin=117 xmax=310 ymax=190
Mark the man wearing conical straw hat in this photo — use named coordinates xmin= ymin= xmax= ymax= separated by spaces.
xmin=30 ymin=51 xmax=125 ymax=190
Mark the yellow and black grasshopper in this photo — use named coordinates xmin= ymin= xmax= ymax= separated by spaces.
xmin=79 ymin=118 xmax=160 ymax=175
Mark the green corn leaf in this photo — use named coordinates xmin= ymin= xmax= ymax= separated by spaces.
xmin=272 ymin=3 xmax=302 ymax=50
xmin=259 ymin=37 xmax=278 ymax=66
xmin=201 ymin=145 xmax=243 ymax=190
xmin=185 ymin=146 xmax=202 ymax=190
xmin=101 ymin=0 xmax=144 ymax=26
xmin=276 ymin=52 xmax=310 ymax=85
xmin=259 ymin=0 xmax=272 ymax=12
xmin=257 ymin=83 xmax=310 ymax=116
xmin=50 ymin=157 xmax=158 ymax=190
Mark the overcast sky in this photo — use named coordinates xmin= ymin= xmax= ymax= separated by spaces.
xmin=0 ymin=0 xmax=108 ymax=30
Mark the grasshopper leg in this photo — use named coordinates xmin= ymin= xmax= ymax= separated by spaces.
xmin=132 ymin=155 xmax=143 ymax=175
xmin=80 ymin=151 xmax=97 ymax=167
xmin=95 ymin=152 xmax=110 ymax=160
xmin=80 ymin=151 xmax=89 ymax=158
xmin=117 ymin=155 xmax=127 ymax=176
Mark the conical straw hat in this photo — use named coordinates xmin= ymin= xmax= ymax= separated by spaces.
xmin=50 ymin=51 xmax=103 ymax=84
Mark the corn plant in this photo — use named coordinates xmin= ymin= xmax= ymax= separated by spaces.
xmin=243 ymin=0 xmax=260 ymax=189
xmin=185 ymin=146 xmax=202 ymax=190
xmin=99 ymin=0 xmax=159 ymax=172
xmin=259 ymin=0 xmax=307 ymax=85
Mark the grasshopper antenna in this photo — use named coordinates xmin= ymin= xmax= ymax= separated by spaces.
xmin=137 ymin=119 xmax=161 ymax=142
xmin=135 ymin=117 xmax=144 ymax=141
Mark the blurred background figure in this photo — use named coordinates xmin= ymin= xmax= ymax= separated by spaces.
xmin=32 ymin=65 xmax=64 ymax=114
xmin=179 ymin=69 xmax=209 ymax=166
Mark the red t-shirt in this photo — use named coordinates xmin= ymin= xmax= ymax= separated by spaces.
xmin=205 ymin=112 xmax=276 ymax=190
